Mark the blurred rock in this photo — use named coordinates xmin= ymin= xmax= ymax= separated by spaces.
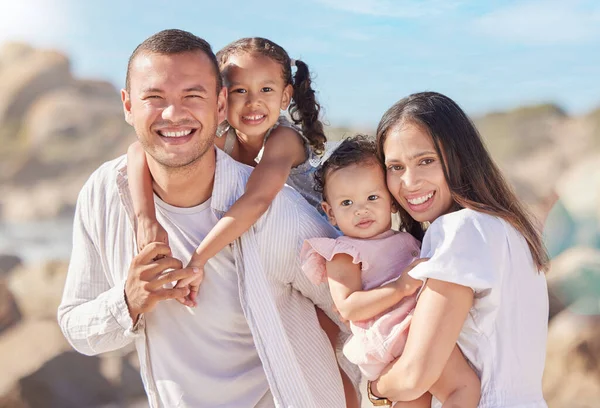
xmin=0 ymin=321 xmax=70 ymax=397
xmin=0 ymin=321 xmax=145 ymax=408
xmin=0 ymin=281 xmax=21 ymax=333
xmin=0 ymin=42 xmax=136 ymax=221
xmin=476 ymin=103 xmax=565 ymax=163
xmin=12 ymin=82 xmax=126 ymax=185
xmin=0 ymin=254 xmax=21 ymax=276
xmin=475 ymin=105 xmax=600 ymax=220
xmin=8 ymin=260 xmax=69 ymax=320
xmin=0 ymin=44 xmax=72 ymax=134
xmin=543 ymin=306 xmax=600 ymax=408
xmin=555 ymin=153 xmax=600 ymax=222
xmin=546 ymin=247 xmax=600 ymax=319
xmin=543 ymin=154 xmax=600 ymax=259
xmin=0 ymin=178 xmax=81 ymax=221
xmin=0 ymin=42 xmax=35 ymax=64
xmin=0 ymin=254 xmax=22 ymax=333
xmin=544 ymin=198 xmax=577 ymax=259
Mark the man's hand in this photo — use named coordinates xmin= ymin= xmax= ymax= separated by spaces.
xmin=395 ymin=258 xmax=429 ymax=297
xmin=124 ymin=242 xmax=200 ymax=322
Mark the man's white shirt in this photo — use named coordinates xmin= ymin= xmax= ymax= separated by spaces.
xmin=58 ymin=148 xmax=360 ymax=408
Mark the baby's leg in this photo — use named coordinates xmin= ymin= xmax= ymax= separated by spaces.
xmin=393 ymin=392 xmax=432 ymax=408
xmin=429 ymin=345 xmax=481 ymax=408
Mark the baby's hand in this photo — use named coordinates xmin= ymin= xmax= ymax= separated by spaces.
xmin=174 ymin=260 xmax=205 ymax=307
xmin=137 ymin=217 xmax=169 ymax=252
xmin=396 ymin=258 xmax=429 ymax=297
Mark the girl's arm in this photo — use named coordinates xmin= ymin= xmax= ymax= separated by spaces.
xmin=187 ymin=126 xmax=305 ymax=267
xmin=326 ymin=255 xmax=424 ymax=322
xmin=127 ymin=142 xmax=168 ymax=250
xmin=371 ymin=279 xmax=474 ymax=401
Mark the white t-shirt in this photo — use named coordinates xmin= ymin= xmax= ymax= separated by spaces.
xmin=409 ymin=209 xmax=548 ymax=408
xmin=144 ymin=197 xmax=274 ymax=408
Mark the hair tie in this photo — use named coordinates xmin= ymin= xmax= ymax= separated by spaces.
xmin=319 ymin=141 xmax=342 ymax=165
xmin=290 ymin=58 xmax=297 ymax=68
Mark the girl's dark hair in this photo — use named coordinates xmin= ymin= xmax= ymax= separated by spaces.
xmin=216 ymin=37 xmax=326 ymax=154
xmin=376 ymin=91 xmax=549 ymax=272
xmin=315 ymin=134 xmax=381 ymax=202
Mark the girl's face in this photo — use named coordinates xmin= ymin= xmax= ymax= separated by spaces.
xmin=222 ymin=53 xmax=293 ymax=140
xmin=321 ymin=162 xmax=395 ymax=239
xmin=383 ymin=122 xmax=454 ymax=223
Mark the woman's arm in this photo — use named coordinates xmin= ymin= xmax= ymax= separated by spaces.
xmin=371 ymin=278 xmax=474 ymax=401
xmin=326 ymin=255 xmax=423 ymax=322
xmin=126 ymin=142 xmax=167 ymax=250
xmin=187 ymin=126 xmax=305 ymax=267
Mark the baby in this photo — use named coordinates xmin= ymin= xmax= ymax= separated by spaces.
xmin=301 ymin=135 xmax=480 ymax=407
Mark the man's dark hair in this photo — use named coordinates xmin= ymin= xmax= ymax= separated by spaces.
xmin=125 ymin=29 xmax=222 ymax=93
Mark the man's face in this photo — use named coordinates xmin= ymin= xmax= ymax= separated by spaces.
xmin=121 ymin=51 xmax=227 ymax=169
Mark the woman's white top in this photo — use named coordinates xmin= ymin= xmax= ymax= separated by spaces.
xmin=410 ymin=209 xmax=549 ymax=408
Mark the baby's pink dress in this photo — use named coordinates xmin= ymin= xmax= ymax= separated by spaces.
xmin=300 ymin=230 xmax=421 ymax=380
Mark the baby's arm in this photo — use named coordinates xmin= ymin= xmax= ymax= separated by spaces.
xmin=429 ymin=345 xmax=481 ymax=407
xmin=127 ymin=142 xmax=168 ymax=250
xmin=325 ymin=255 xmax=425 ymax=322
xmin=178 ymin=127 xmax=306 ymax=303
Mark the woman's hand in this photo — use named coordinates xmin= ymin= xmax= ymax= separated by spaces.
xmin=395 ymin=258 xmax=429 ymax=297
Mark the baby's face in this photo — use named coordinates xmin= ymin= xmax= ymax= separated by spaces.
xmin=321 ymin=162 xmax=395 ymax=239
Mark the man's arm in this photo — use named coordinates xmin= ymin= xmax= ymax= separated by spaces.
xmin=57 ymin=183 xmax=140 ymax=356
xmin=57 ymin=176 xmax=196 ymax=356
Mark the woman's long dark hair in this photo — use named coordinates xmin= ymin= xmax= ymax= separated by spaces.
xmin=216 ymin=37 xmax=326 ymax=155
xmin=376 ymin=91 xmax=549 ymax=272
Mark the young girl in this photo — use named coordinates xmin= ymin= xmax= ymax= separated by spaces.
xmin=301 ymin=135 xmax=481 ymax=408
xmin=370 ymin=92 xmax=549 ymax=407
xmin=127 ymin=37 xmax=326 ymax=304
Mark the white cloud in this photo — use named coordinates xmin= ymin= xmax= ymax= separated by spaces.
xmin=314 ymin=0 xmax=463 ymax=18
xmin=0 ymin=0 xmax=73 ymax=46
xmin=472 ymin=0 xmax=600 ymax=45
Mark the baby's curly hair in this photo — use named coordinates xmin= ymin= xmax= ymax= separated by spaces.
xmin=314 ymin=134 xmax=383 ymax=202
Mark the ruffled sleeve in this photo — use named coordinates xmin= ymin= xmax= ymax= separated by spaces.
xmin=300 ymin=237 xmax=367 ymax=285
xmin=409 ymin=209 xmax=506 ymax=293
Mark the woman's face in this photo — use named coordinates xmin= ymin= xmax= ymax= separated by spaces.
xmin=383 ymin=122 xmax=454 ymax=223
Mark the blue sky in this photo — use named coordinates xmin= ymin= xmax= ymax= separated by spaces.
xmin=2 ymin=0 xmax=600 ymax=127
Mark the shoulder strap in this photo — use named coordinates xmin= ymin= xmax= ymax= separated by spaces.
xmin=223 ymin=127 xmax=236 ymax=155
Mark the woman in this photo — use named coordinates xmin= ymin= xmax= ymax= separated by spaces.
xmin=369 ymin=92 xmax=549 ymax=407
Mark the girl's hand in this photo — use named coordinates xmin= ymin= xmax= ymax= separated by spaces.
xmin=137 ymin=217 xmax=169 ymax=252
xmin=395 ymin=258 xmax=429 ymax=297
xmin=173 ymin=259 xmax=206 ymax=307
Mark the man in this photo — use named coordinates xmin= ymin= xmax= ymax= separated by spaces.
xmin=57 ymin=29 xmax=359 ymax=407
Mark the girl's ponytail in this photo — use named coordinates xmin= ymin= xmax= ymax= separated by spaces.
xmin=290 ymin=59 xmax=326 ymax=155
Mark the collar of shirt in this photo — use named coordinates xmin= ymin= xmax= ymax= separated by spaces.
xmin=116 ymin=147 xmax=247 ymax=219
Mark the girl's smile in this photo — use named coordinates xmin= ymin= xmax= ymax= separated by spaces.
xmin=223 ymin=53 xmax=292 ymax=140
